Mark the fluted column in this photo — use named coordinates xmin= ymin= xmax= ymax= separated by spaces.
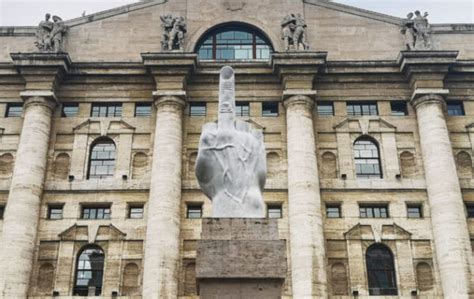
xmin=142 ymin=94 xmax=185 ymax=298
xmin=412 ymin=92 xmax=472 ymax=298
xmin=284 ymin=95 xmax=327 ymax=297
xmin=0 ymin=93 xmax=57 ymax=298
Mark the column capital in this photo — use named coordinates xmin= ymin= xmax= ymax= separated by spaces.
xmin=283 ymin=93 xmax=315 ymax=110
xmin=410 ymin=88 xmax=449 ymax=110
xmin=20 ymin=90 xmax=58 ymax=111
xmin=10 ymin=52 xmax=71 ymax=92
xmin=153 ymin=92 xmax=186 ymax=109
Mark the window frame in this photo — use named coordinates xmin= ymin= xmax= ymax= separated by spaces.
xmin=128 ymin=204 xmax=144 ymax=219
xmin=189 ymin=102 xmax=207 ymax=117
xmin=134 ymin=102 xmax=152 ymax=117
xmin=235 ymin=101 xmax=250 ymax=117
xmin=267 ymin=203 xmax=283 ymax=219
xmin=87 ymin=138 xmax=116 ymax=180
xmin=447 ymin=101 xmax=465 ymax=116
xmin=196 ymin=24 xmax=273 ymax=61
xmin=5 ymin=103 xmax=23 ymax=118
xmin=326 ymin=203 xmax=341 ymax=218
xmin=366 ymin=244 xmax=398 ymax=296
xmin=317 ymin=101 xmax=334 ymax=117
xmin=186 ymin=203 xmax=203 ymax=219
xmin=90 ymin=102 xmax=123 ymax=118
xmin=353 ymin=137 xmax=383 ymax=179
xmin=359 ymin=204 xmax=389 ymax=219
xmin=346 ymin=101 xmax=378 ymax=116
xmin=406 ymin=203 xmax=423 ymax=219
xmin=262 ymin=102 xmax=279 ymax=117
xmin=390 ymin=101 xmax=408 ymax=116
xmin=81 ymin=205 xmax=111 ymax=220
xmin=47 ymin=204 xmax=64 ymax=220
xmin=73 ymin=245 xmax=105 ymax=296
xmin=61 ymin=103 xmax=79 ymax=117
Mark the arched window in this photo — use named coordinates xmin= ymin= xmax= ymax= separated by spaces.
xmin=73 ymin=246 xmax=105 ymax=296
xmin=196 ymin=24 xmax=273 ymax=60
xmin=366 ymin=244 xmax=397 ymax=296
xmin=87 ymin=138 xmax=116 ymax=179
xmin=354 ymin=137 xmax=382 ymax=179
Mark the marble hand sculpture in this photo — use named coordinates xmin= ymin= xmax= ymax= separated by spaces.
xmin=196 ymin=66 xmax=267 ymax=218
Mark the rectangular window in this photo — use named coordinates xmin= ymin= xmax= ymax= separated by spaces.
xmin=317 ymin=102 xmax=334 ymax=116
xmin=407 ymin=204 xmax=423 ymax=218
xmin=189 ymin=102 xmax=206 ymax=117
xmin=235 ymin=101 xmax=250 ymax=117
xmin=326 ymin=204 xmax=341 ymax=218
xmin=61 ymin=103 xmax=79 ymax=117
xmin=359 ymin=204 xmax=389 ymax=218
xmin=48 ymin=205 xmax=64 ymax=220
xmin=186 ymin=204 xmax=202 ymax=219
xmin=135 ymin=103 xmax=152 ymax=117
xmin=5 ymin=103 xmax=23 ymax=117
xmin=447 ymin=101 xmax=465 ymax=116
xmin=347 ymin=101 xmax=378 ymax=116
xmin=267 ymin=204 xmax=282 ymax=219
xmin=467 ymin=203 xmax=474 ymax=218
xmin=128 ymin=204 xmax=144 ymax=219
xmin=81 ymin=205 xmax=111 ymax=220
xmin=262 ymin=102 xmax=279 ymax=117
xmin=91 ymin=103 xmax=122 ymax=117
xmin=391 ymin=101 xmax=408 ymax=116
xmin=0 ymin=205 xmax=4 ymax=219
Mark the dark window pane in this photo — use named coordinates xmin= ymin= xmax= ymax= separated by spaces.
xmin=235 ymin=101 xmax=250 ymax=117
xmin=197 ymin=26 xmax=273 ymax=60
xmin=61 ymin=103 xmax=79 ymax=117
xmin=326 ymin=205 xmax=341 ymax=218
xmin=466 ymin=204 xmax=474 ymax=218
xmin=81 ymin=206 xmax=111 ymax=220
xmin=129 ymin=205 xmax=144 ymax=219
xmin=366 ymin=244 xmax=398 ymax=295
xmin=391 ymin=101 xmax=407 ymax=116
xmin=447 ymin=102 xmax=465 ymax=116
xmin=407 ymin=204 xmax=422 ymax=218
xmin=5 ymin=103 xmax=23 ymax=117
xmin=262 ymin=102 xmax=278 ymax=117
xmin=360 ymin=205 xmax=389 ymax=218
xmin=190 ymin=102 xmax=206 ymax=117
xmin=347 ymin=102 xmax=378 ymax=116
xmin=135 ymin=103 xmax=152 ymax=117
xmin=88 ymin=139 xmax=116 ymax=179
xmin=187 ymin=204 xmax=202 ymax=219
xmin=317 ymin=102 xmax=334 ymax=116
xmin=73 ymin=246 xmax=104 ymax=296
xmin=0 ymin=206 xmax=4 ymax=219
xmin=91 ymin=103 xmax=122 ymax=117
xmin=48 ymin=206 xmax=63 ymax=220
xmin=267 ymin=204 xmax=282 ymax=219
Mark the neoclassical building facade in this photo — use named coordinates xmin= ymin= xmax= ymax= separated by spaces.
xmin=0 ymin=0 xmax=473 ymax=298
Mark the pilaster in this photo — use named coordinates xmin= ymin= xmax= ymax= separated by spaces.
xmin=141 ymin=53 xmax=196 ymax=299
xmin=399 ymin=51 xmax=473 ymax=298
xmin=0 ymin=53 xmax=70 ymax=298
xmin=272 ymin=52 xmax=328 ymax=297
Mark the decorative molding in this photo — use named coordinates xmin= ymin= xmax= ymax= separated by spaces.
xmin=59 ymin=223 xmax=126 ymax=241
xmin=344 ymin=223 xmax=411 ymax=241
xmin=334 ymin=117 xmax=396 ymax=134
xmin=73 ymin=119 xmax=135 ymax=136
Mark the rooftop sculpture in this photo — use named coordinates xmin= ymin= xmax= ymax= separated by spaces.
xmin=35 ymin=13 xmax=67 ymax=53
xmin=401 ymin=11 xmax=432 ymax=50
xmin=160 ymin=14 xmax=187 ymax=51
xmin=195 ymin=66 xmax=267 ymax=218
xmin=281 ymin=13 xmax=309 ymax=51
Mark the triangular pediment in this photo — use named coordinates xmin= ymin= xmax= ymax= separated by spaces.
xmin=73 ymin=119 xmax=135 ymax=136
xmin=344 ymin=223 xmax=411 ymax=241
xmin=334 ymin=117 xmax=396 ymax=134
xmin=59 ymin=223 xmax=126 ymax=242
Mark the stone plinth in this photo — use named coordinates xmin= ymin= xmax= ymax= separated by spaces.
xmin=196 ymin=218 xmax=286 ymax=299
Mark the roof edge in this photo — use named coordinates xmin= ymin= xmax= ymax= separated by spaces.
xmin=0 ymin=0 xmax=167 ymax=36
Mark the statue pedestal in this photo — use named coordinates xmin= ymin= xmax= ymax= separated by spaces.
xmin=196 ymin=218 xmax=287 ymax=299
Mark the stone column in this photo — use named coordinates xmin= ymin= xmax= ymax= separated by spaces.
xmin=142 ymin=94 xmax=185 ymax=298
xmin=0 ymin=93 xmax=57 ymax=298
xmin=411 ymin=92 xmax=472 ymax=298
xmin=399 ymin=51 xmax=473 ymax=298
xmin=141 ymin=53 xmax=196 ymax=298
xmin=0 ymin=53 xmax=70 ymax=298
xmin=284 ymin=94 xmax=328 ymax=297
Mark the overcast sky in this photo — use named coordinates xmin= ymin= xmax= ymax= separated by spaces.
xmin=0 ymin=0 xmax=473 ymax=26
